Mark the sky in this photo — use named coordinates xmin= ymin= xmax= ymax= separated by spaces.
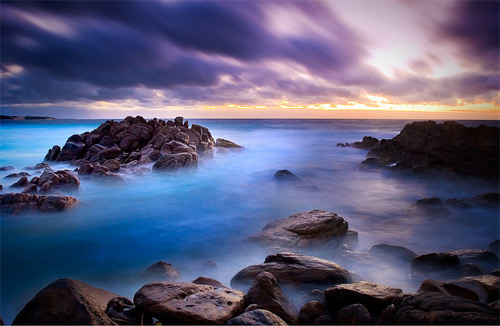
xmin=1 ymin=0 xmax=499 ymax=119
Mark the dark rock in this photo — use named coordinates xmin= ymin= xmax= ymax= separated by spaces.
xmin=247 ymin=272 xmax=298 ymax=324
xmin=314 ymin=314 xmax=335 ymax=325
xmin=407 ymin=197 xmax=451 ymax=216
xmin=1 ymin=193 xmax=78 ymax=214
xmin=0 ymin=166 xmax=14 ymax=171
xmin=105 ymin=296 xmax=143 ymax=325
xmin=133 ymin=281 xmax=247 ymax=324
xmin=10 ymin=176 xmax=28 ymax=188
xmin=450 ymin=249 xmax=499 ymax=273
xmin=368 ymin=244 xmax=417 ymax=264
xmin=324 ymin=281 xmax=402 ymax=314
xmin=417 ymin=279 xmax=480 ymax=301
xmin=359 ymin=158 xmax=386 ymax=170
xmin=216 ymin=138 xmax=244 ymax=149
xmin=30 ymin=176 xmax=39 ymax=185
xmin=411 ymin=252 xmax=460 ymax=274
xmin=489 ymin=239 xmax=499 ymax=256
xmin=488 ymin=300 xmax=500 ymax=312
xmin=378 ymin=292 xmax=498 ymax=324
xmin=298 ymin=301 xmax=323 ymax=325
xmin=141 ymin=261 xmax=180 ymax=282
xmin=174 ymin=116 xmax=184 ymax=126
xmin=273 ymin=170 xmax=302 ymax=183
xmin=25 ymin=162 xmax=50 ymax=170
xmin=226 ymin=309 xmax=288 ymax=325
xmin=192 ymin=276 xmax=228 ymax=289
xmin=230 ymin=252 xmax=352 ymax=290
xmin=4 ymin=172 xmax=30 ymax=178
xmin=153 ymin=153 xmax=198 ymax=170
xmin=338 ymin=303 xmax=372 ymax=325
xmin=38 ymin=169 xmax=80 ymax=192
xmin=44 ymin=145 xmax=60 ymax=161
xmin=12 ymin=278 xmax=117 ymax=325
xmin=352 ymin=136 xmax=379 ymax=150
xmin=460 ymin=263 xmax=484 ymax=277
xmin=447 ymin=193 xmax=500 ymax=208
xmin=251 ymin=209 xmax=349 ymax=248
xmin=22 ymin=184 xmax=38 ymax=194
xmin=447 ymin=275 xmax=500 ymax=303
xmin=490 ymin=269 xmax=500 ymax=277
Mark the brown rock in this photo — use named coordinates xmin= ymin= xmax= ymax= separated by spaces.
xmin=22 ymin=184 xmax=38 ymax=194
xmin=105 ymin=296 xmax=143 ymax=325
xmin=38 ymin=169 xmax=80 ymax=192
xmin=141 ymin=261 xmax=179 ymax=282
xmin=460 ymin=263 xmax=484 ymax=277
xmin=192 ymin=276 xmax=228 ymax=289
xmin=216 ymin=138 xmax=243 ymax=149
xmin=10 ymin=176 xmax=28 ymax=188
xmin=298 ymin=301 xmax=323 ymax=325
xmin=133 ymin=281 xmax=247 ymax=324
xmin=4 ymin=172 xmax=30 ymax=178
xmin=1 ymin=193 xmax=77 ymax=214
xmin=448 ymin=275 xmax=500 ymax=303
xmin=226 ymin=309 xmax=288 ymax=325
xmin=417 ymin=279 xmax=479 ymax=301
xmin=153 ymin=153 xmax=198 ymax=171
xmin=451 ymin=249 xmax=500 ymax=272
xmin=12 ymin=278 xmax=117 ymax=325
xmin=368 ymin=244 xmax=417 ymax=264
xmin=411 ymin=252 xmax=460 ymax=274
xmin=338 ymin=303 xmax=372 ymax=325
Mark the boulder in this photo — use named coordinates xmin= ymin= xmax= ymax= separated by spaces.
xmin=12 ymin=278 xmax=117 ymax=325
xmin=10 ymin=176 xmax=28 ymax=188
xmin=251 ymin=209 xmax=349 ymax=248
xmin=407 ymin=197 xmax=450 ymax=216
xmin=22 ymin=184 xmax=38 ymax=194
xmin=247 ymin=272 xmax=298 ymax=324
xmin=368 ymin=244 xmax=417 ymax=264
xmin=378 ymin=292 xmax=499 ymax=324
xmin=44 ymin=145 xmax=61 ymax=161
xmin=153 ymin=153 xmax=197 ymax=171
xmin=215 ymin=138 xmax=243 ymax=149
xmin=141 ymin=261 xmax=180 ymax=282
xmin=273 ymin=170 xmax=302 ymax=183
xmin=447 ymin=275 xmax=500 ymax=303
xmin=298 ymin=301 xmax=323 ymax=325
xmin=230 ymin=252 xmax=352 ymax=290
xmin=226 ymin=309 xmax=288 ymax=325
xmin=411 ymin=252 xmax=460 ymax=274
xmin=417 ymin=279 xmax=479 ymax=301
xmin=174 ymin=116 xmax=184 ymax=126
xmin=105 ymin=296 xmax=143 ymax=325
xmin=460 ymin=263 xmax=484 ymax=277
xmin=192 ymin=276 xmax=228 ymax=289
xmin=338 ymin=303 xmax=372 ymax=325
xmin=38 ymin=169 xmax=80 ymax=192
xmin=489 ymin=239 xmax=499 ymax=256
xmin=450 ymin=249 xmax=499 ymax=272
xmin=324 ymin=281 xmax=402 ymax=314
xmin=133 ymin=281 xmax=247 ymax=324
xmin=1 ymin=193 xmax=77 ymax=214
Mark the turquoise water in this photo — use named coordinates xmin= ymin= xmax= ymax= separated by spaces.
xmin=1 ymin=119 xmax=498 ymax=322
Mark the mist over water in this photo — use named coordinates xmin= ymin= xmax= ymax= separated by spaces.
xmin=1 ymin=119 xmax=498 ymax=322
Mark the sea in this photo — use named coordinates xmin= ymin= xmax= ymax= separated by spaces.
xmin=1 ymin=118 xmax=499 ymax=322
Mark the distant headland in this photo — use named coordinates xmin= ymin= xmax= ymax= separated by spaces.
xmin=0 ymin=115 xmax=56 ymax=120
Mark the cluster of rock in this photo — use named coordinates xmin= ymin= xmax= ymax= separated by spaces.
xmin=0 ymin=193 xmax=77 ymax=214
xmin=340 ymin=121 xmax=499 ymax=180
xmin=44 ymin=116 xmax=216 ymax=172
xmin=10 ymin=248 xmax=499 ymax=325
xmin=407 ymin=193 xmax=499 ymax=216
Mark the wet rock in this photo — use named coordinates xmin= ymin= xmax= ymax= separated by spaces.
xmin=216 ymin=138 xmax=243 ymax=149
xmin=352 ymin=136 xmax=379 ymax=150
xmin=105 ymin=296 xmax=143 ymax=325
xmin=489 ymin=239 xmax=499 ymax=256
xmin=0 ymin=166 xmax=14 ymax=171
xmin=133 ymin=281 xmax=247 ymax=324
xmin=451 ymin=249 xmax=499 ymax=273
xmin=247 ymin=272 xmax=298 ymax=324
xmin=324 ymin=281 xmax=402 ymax=314
xmin=1 ymin=193 xmax=78 ymax=214
xmin=4 ymin=172 xmax=30 ymax=178
xmin=368 ymin=244 xmax=417 ymax=264
xmin=226 ymin=309 xmax=288 ymax=325
xmin=38 ymin=169 xmax=80 ymax=192
xmin=153 ymin=153 xmax=198 ymax=171
xmin=446 ymin=193 xmax=500 ymax=208
xmin=460 ymin=263 xmax=484 ymax=277
xmin=251 ymin=209 xmax=349 ymax=248
xmin=447 ymin=275 xmax=500 ymax=303
xmin=407 ymin=197 xmax=451 ymax=216
xmin=378 ymin=292 xmax=498 ymax=324
xmin=273 ymin=169 xmax=302 ymax=184
xmin=192 ymin=276 xmax=228 ymax=289
xmin=411 ymin=252 xmax=460 ymax=274
xmin=10 ymin=176 xmax=28 ymax=188
xmin=417 ymin=279 xmax=480 ymax=301
xmin=141 ymin=261 xmax=180 ymax=282
xmin=338 ymin=303 xmax=372 ymax=325
xmin=22 ymin=184 xmax=38 ymax=194
xmin=230 ymin=252 xmax=352 ymax=290
xmin=298 ymin=300 xmax=323 ymax=325
xmin=12 ymin=278 xmax=117 ymax=325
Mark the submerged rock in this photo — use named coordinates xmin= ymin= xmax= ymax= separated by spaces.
xmin=273 ymin=170 xmax=302 ymax=183
xmin=369 ymin=244 xmax=417 ymax=264
xmin=1 ymin=193 xmax=77 ymax=214
xmin=13 ymin=278 xmax=117 ymax=325
xmin=215 ymin=138 xmax=244 ymax=149
xmin=226 ymin=309 xmax=288 ymax=325
xmin=407 ymin=197 xmax=451 ymax=216
xmin=141 ymin=261 xmax=180 ymax=282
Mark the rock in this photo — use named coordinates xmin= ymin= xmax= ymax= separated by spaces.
xmin=417 ymin=279 xmax=480 ymax=301
xmin=12 ymin=278 xmax=117 ymax=325
xmin=407 ymin=197 xmax=451 ymax=216
xmin=411 ymin=252 xmax=460 ymax=274
xmin=57 ymin=134 xmax=86 ymax=161
xmin=378 ymin=292 xmax=499 ymax=324
xmin=247 ymin=272 xmax=298 ymax=324
xmin=368 ymin=244 xmax=417 ymax=264
xmin=0 ymin=166 xmax=14 ymax=171
xmin=324 ymin=281 xmax=402 ymax=314
xmin=245 ymin=304 xmax=258 ymax=312
xmin=153 ymin=153 xmax=198 ymax=171
xmin=10 ymin=176 xmax=28 ymax=188
xmin=490 ymin=269 xmax=500 ymax=277
xmin=102 ymin=159 xmax=121 ymax=172
xmin=105 ymin=296 xmax=143 ymax=325
xmin=230 ymin=252 xmax=352 ymax=290
xmin=251 ymin=209 xmax=349 ymax=248
xmin=488 ymin=300 xmax=500 ymax=312
xmin=1 ymin=193 xmax=77 ymax=214
xmin=298 ymin=301 xmax=323 ymax=325
xmin=226 ymin=309 xmax=288 ymax=325
xmin=273 ymin=170 xmax=302 ymax=183
xmin=44 ymin=145 xmax=61 ymax=161
xmin=25 ymin=162 xmax=50 ymax=170
xmin=359 ymin=158 xmax=386 ymax=170
xmin=450 ymin=249 xmax=499 ymax=273
xmin=338 ymin=303 xmax=372 ymax=325
xmin=447 ymin=275 xmax=500 ymax=303
xmin=460 ymin=263 xmax=484 ymax=277
xmin=192 ymin=276 xmax=228 ymax=289
xmin=0 ymin=315 xmax=3 ymax=325
xmin=489 ymin=239 xmax=499 ymax=256
xmin=174 ymin=116 xmax=184 ymax=126
xmin=133 ymin=281 xmax=247 ymax=324
xmin=352 ymin=136 xmax=379 ymax=150
xmin=216 ymin=138 xmax=243 ymax=149
xmin=141 ymin=261 xmax=180 ymax=282
xmin=22 ymin=184 xmax=38 ymax=194
xmin=314 ymin=315 xmax=336 ymax=325
xmin=4 ymin=172 xmax=30 ymax=178
xmin=38 ymin=169 xmax=80 ymax=192
xmin=447 ymin=193 xmax=500 ymax=208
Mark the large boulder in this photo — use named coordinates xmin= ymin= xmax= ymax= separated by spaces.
xmin=1 ymin=193 xmax=77 ymax=214
xmin=324 ymin=281 xmax=402 ymax=314
xmin=12 ymin=278 xmax=117 ymax=325
xmin=153 ymin=153 xmax=197 ymax=171
xmin=133 ymin=282 xmax=247 ymax=324
xmin=298 ymin=301 xmax=324 ymax=325
xmin=247 ymin=272 xmax=298 ymax=324
xmin=230 ymin=252 xmax=352 ymax=290
xmin=251 ymin=209 xmax=349 ymax=248
xmin=226 ymin=309 xmax=287 ymax=325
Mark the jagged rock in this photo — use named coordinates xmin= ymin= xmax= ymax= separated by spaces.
xmin=489 ymin=239 xmax=499 ymax=256
xmin=1 ymin=193 xmax=77 ymax=214
xmin=251 ymin=209 xmax=349 ymax=248
xmin=192 ymin=276 xmax=228 ymax=289
xmin=226 ymin=309 xmax=288 ymax=325
xmin=298 ymin=301 xmax=323 ymax=325
xmin=231 ymin=252 xmax=352 ymax=290
xmin=338 ymin=303 xmax=372 ymax=325
xmin=368 ymin=244 xmax=417 ymax=264
xmin=378 ymin=292 xmax=499 ymax=324
xmin=12 ymin=278 xmax=117 ymax=325
xmin=352 ymin=136 xmax=379 ymax=150
xmin=324 ymin=281 xmax=402 ymax=314
xmin=133 ymin=281 xmax=247 ymax=324
xmin=247 ymin=272 xmax=298 ymax=324
xmin=10 ymin=176 xmax=28 ymax=188
xmin=141 ymin=261 xmax=179 ymax=282
xmin=105 ymin=296 xmax=143 ymax=325
xmin=38 ymin=169 xmax=80 ymax=192
xmin=411 ymin=252 xmax=460 ymax=274
xmin=417 ymin=279 xmax=479 ymax=301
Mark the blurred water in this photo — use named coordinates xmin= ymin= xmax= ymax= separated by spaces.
xmin=1 ymin=119 xmax=498 ymax=322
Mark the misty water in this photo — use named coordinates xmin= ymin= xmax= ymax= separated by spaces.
xmin=1 ymin=119 xmax=498 ymax=322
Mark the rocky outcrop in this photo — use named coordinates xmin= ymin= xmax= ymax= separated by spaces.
xmin=324 ymin=281 xmax=402 ymax=314
xmin=368 ymin=244 xmax=417 ymax=264
xmin=251 ymin=209 xmax=350 ymax=248
xmin=247 ymin=272 xmax=298 ymax=324
xmin=44 ymin=116 xmax=217 ymax=171
xmin=12 ymin=278 xmax=117 ymax=325
xmin=230 ymin=252 xmax=352 ymax=290
xmin=140 ymin=261 xmax=180 ymax=282
xmin=351 ymin=121 xmax=499 ymax=180
xmin=133 ymin=281 xmax=247 ymax=324
xmin=105 ymin=296 xmax=143 ymax=325
xmin=379 ymin=292 xmax=499 ymax=324
xmin=1 ymin=193 xmax=78 ymax=214
xmin=9 ymin=176 xmax=28 ymax=188
xmin=226 ymin=309 xmax=288 ymax=325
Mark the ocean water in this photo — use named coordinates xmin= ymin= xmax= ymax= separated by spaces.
xmin=1 ymin=118 xmax=498 ymax=322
